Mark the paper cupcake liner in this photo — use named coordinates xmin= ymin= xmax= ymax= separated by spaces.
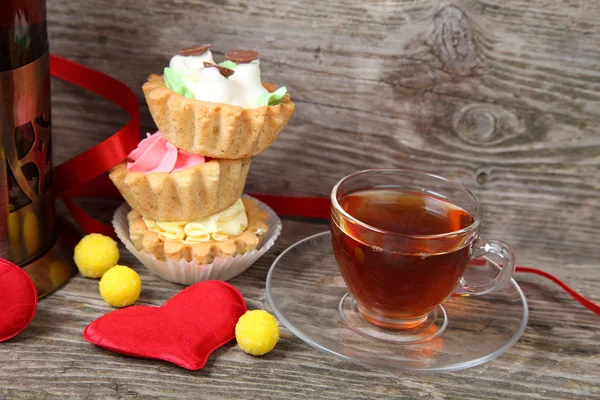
xmin=113 ymin=195 xmax=282 ymax=285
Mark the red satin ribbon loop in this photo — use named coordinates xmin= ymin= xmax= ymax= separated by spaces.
xmin=51 ymin=55 xmax=140 ymax=196
xmin=61 ymin=196 xmax=116 ymax=238
xmin=50 ymin=55 xmax=141 ymax=239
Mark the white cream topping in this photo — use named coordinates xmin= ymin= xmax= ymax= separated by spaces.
xmin=143 ymin=199 xmax=248 ymax=243
xmin=194 ymin=67 xmax=234 ymax=104
xmin=167 ymin=54 xmax=269 ymax=109
xmin=228 ymin=60 xmax=269 ymax=108
xmin=169 ymin=51 xmax=215 ymax=82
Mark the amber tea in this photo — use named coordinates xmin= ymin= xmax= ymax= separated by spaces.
xmin=331 ymin=189 xmax=475 ymax=324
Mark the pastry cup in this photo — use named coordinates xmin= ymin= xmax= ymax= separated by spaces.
xmin=142 ymin=75 xmax=295 ymax=159
xmin=128 ymin=197 xmax=269 ymax=263
xmin=109 ymin=158 xmax=251 ymax=221
xmin=113 ymin=196 xmax=282 ymax=285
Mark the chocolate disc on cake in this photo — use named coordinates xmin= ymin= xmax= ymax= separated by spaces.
xmin=226 ymin=49 xmax=259 ymax=63
xmin=203 ymin=62 xmax=235 ymax=77
xmin=178 ymin=44 xmax=211 ymax=56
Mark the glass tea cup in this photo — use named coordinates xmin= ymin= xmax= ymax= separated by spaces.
xmin=330 ymin=169 xmax=516 ymax=343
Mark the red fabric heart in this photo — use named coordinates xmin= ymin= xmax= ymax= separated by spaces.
xmin=0 ymin=259 xmax=38 ymax=342
xmin=83 ymin=280 xmax=247 ymax=370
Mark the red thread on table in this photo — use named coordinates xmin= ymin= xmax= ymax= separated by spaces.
xmin=48 ymin=56 xmax=599 ymax=317
xmin=515 ymin=267 xmax=600 ymax=315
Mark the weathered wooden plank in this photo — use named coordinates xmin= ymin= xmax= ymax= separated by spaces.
xmin=0 ymin=214 xmax=599 ymax=399
xmin=47 ymin=0 xmax=600 ymax=205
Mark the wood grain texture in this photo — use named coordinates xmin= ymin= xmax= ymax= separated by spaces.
xmin=1 ymin=0 xmax=599 ymax=398
xmin=1 ymin=205 xmax=599 ymax=400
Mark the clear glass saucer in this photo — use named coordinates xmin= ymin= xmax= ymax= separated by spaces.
xmin=266 ymin=231 xmax=528 ymax=372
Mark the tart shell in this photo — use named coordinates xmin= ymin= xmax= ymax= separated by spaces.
xmin=142 ymin=75 xmax=295 ymax=159
xmin=109 ymin=158 xmax=251 ymax=221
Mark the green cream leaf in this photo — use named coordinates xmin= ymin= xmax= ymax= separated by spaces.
xmin=163 ymin=67 xmax=195 ymax=98
xmin=218 ymin=60 xmax=237 ymax=70
xmin=256 ymin=86 xmax=288 ymax=107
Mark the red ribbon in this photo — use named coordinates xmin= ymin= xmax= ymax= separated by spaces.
xmin=49 ymin=55 xmax=599 ymax=317
xmin=515 ymin=267 xmax=600 ymax=316
xmin=51 ymin=55 xmax=140 ymax=237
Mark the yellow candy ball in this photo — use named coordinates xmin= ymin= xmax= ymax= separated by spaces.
xmin=74 ymin=233 xmax=120 ymax=278
xmin=235 ymin=310 xmax=280 ymax=356
xmin=99 ymin=265 xmax=141 ymax=308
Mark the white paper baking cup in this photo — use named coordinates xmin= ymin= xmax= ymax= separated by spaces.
xmin=113 ymin=195 xmax=282 ymax=285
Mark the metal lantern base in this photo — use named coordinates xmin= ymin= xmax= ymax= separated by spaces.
xmin=21 ymin=219 xmax=79 ymax=298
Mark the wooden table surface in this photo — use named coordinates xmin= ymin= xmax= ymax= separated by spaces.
xmin=1 ymin=200 xmax=598 ymax=400
xmin=2 ymin=0 xmax=600 ymax=398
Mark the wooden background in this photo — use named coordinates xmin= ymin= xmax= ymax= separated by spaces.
xmin=2 ymin=0 xmax=599 ymax=398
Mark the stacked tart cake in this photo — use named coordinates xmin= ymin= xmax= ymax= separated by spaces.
xmin=110 ymin=45 xmax=294 ymax=265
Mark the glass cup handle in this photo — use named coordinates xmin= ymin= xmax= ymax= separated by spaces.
xmin=456 ymin=238 xmax=517 ymax=296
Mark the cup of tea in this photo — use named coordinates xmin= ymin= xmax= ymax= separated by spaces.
xmin=330 ymin=169 xmax=516 ymax=339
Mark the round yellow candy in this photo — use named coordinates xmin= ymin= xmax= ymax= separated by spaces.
xmin=74 ymin=233 xmax=120 ymax=278
xmin=235 ymin=310 xmax=280 ymax=356
xmin=99 ymin=265 xmax=141 ymax=308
